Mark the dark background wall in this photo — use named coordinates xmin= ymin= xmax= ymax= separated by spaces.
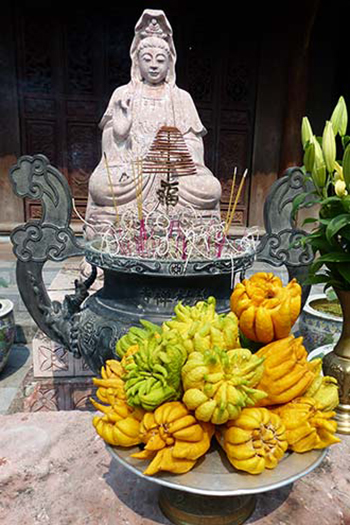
xmin=0 ymin=0 xmax=347 ymax=232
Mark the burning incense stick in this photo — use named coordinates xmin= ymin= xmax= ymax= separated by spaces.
xmin=225 ymin=166 xmax=237 ymax=232
xmin=132 ymin=158 xmax=147 ymax=253
xmin=104 ymin=152 xmax=119 ymax=225
xmin=225 ymin=168 xmax=248 ymax=235
xmin=132 ymin=158 xmax=144 ymax=222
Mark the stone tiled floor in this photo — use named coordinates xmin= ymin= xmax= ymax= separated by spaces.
xmin=0 ymin=237 xmax=73 ymax=413
xmin=0 ymin=344 xmax=32 ymax=414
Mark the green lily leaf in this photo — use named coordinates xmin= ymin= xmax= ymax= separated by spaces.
xmin=303 ymin=199 xmax=322 ymax=209
xmin=342 ymin=135 xmax=350 ymax=150
xmin=320 ymin=199 xmax=347 ymax=219
xmin=301 ymin=217 xmax=318 ymax=226
xmin=316 ymin=251 xmax=350 ymax=263
xmin=318 ymin=218 xmax=331 ymax=225
xmin=342 ymin=195 xmax=350 ymax=213
xmin=338 ymin=225 xmax=350 ymax=241
xmin=320 ymin=196 xmax=342 ymax=206
xmin=302 ymin=273 xmax=331 ymax=285
xmin=324 ymin=279 xmax=348 ymax=291
xmin=337 ymin=263 xmax=350 ymax=285
xmin=291 ymin=192 xmax=311 ymax=219
xmin=325 ymin=213 xmax=350 ymax=244
xmin=308 ymin=237 xmax=335 ymax=253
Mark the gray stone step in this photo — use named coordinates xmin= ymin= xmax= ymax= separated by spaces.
xmin=0 ymin=343 xmax=33 ymax=415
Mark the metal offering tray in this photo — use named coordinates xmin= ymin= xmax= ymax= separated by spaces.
xmin=107 ymin=442 xmax=327 ymax=525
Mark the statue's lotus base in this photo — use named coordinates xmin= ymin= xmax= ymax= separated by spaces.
xmin=159 ymin=488 xmax=256 ymax=525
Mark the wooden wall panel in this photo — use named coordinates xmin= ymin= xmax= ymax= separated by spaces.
xmin=0 ymin=9 xmax=24 ymax=231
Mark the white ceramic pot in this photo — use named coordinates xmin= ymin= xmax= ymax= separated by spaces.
xmin=299 ymin=293 xmax=342 ymax=352
xmin=308 ymin=344 xmax=334 ymax=362
xmin=0 ymin=299 xmax=15 ymax=373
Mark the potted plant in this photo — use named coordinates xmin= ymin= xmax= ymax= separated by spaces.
xmin=0 ymin=277 xmax=15 ymax=374
xmin=294 ymin=95 xmax=350 ymax=433
xmin=299 ymin=286 xmax=342 ymax=351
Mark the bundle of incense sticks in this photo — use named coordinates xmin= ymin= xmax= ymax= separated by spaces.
xmin=224 ymin=167 xmax=248 ymax=235
xmin=216 ymin=167 xmax=248 ymax=257
xmin=131 ymin=158 xmax=146 ymax=253
xmin=104 ymin=152 xmax=119 ymax=225
xmin=80 ymin=205 xmax=258 ymax=262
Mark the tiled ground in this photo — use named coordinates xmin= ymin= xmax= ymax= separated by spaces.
xmin=0 ymin=237 xmax=71 ymax=413
xmin=0 ymin=344 xmax=32 ymax=414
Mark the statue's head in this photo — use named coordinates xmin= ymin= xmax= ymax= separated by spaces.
xmin=137 ymin=36 xmax=171 ymax=85
xmin=130 ymin=10 xmax=176 ymax=86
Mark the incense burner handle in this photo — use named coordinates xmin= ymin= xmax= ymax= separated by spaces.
xmin=9 ymin=154 xmax=96 ymax=356
xmin=256 ymin=166 xmax=314 ymax=308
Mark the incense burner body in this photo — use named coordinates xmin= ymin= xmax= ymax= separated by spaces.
xmin=78 ymin=243 xmax=254 ymax=372
xmin=9 ymin=155 xmax=254 ymax=374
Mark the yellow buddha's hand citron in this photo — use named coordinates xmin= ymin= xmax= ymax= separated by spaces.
xmin=230 ymin=272 xmax=302 ymax=343
xmin=254 ymin=335 xmax=317 ymax=406
xmin=91 ymin=397 xmax=144 ymax=447
xmin=273 ymin=397 xmax=340 ymax=452
xmin=181 ymin=347 xmax=266 ymax=425
xmin=131 ymin=401 xmax=214 ymax=475
xmin=216 ymin=407 xmax=288 ymax=474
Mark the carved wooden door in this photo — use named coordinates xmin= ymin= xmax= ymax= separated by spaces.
xmin=175 ymin=15 xmax=258 ymax=226
xmin=16 ymin=10 xmax=129 ymax=222
xmin=16 ymin=9 xmax=258 ymax=226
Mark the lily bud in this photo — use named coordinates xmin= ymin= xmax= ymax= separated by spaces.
xmin=331 ymin=96 xmax=348 ymax=136
xmin=334 ymin=179 xmax=348 ymax=197
xmin=322 ymin=121 xmax=336 ymax=173
xmin=301 ymin=117 xmax=313 ymax=149
xmin=312 ymin=138 xmax=327 ymax=189
xmin=334 ymin=161 xmax=344 ymax=181
xmin=343 ymin=143 xmax=350 ymax=192
xmin=303 ymin=141 xmax=315 ymax=173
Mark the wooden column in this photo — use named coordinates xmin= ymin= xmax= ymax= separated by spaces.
xmin=279 ymin=0 xmax=320 ymax=173
xmin=0 ymin=7 xmax=24 ymax=233
xmin=249 ymin=26 xmax=289 ymax=229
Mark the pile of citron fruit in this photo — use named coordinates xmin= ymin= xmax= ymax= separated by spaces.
xmin=90 ymin=272 xmax=340 ymax=476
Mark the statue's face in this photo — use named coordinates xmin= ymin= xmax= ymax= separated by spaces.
xmin=138 ymin=47 xmax=170 ymax=85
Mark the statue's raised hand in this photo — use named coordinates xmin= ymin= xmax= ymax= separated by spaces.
xmin=117 ymin=96 xmax=131 ymax=116
xmin=113 ymin=95 xmax=132 ymax=141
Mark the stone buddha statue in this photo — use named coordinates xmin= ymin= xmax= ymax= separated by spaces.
xmin=85 ymin=9 xmax=222 ymax=239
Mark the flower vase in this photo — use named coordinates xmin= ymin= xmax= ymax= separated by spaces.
xmin=323 ymin=289 xmax=350 ymax=434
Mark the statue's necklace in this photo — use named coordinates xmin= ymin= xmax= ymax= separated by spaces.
xmin=142 ymin=82 xmax=167 ymax=100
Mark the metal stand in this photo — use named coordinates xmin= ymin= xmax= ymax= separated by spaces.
xmin=159 ymin=488 xmax=256 ymax=525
